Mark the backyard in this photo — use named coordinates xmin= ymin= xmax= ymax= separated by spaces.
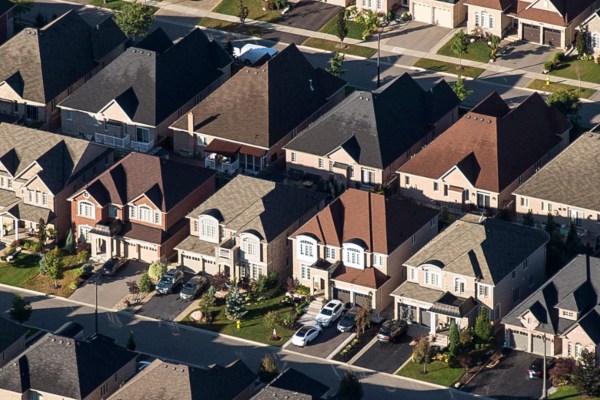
xmin=213 ymin=0 xmax=282 ymax=23
xmin=319 ymin=15 xmax=366 ymax=41
xmin=549 ymin=57 xmax=600 ymax=84
xmin=413 ymin=58 xmax=484 ymax=78
xmin=437 ymin=39 xmax=492 ymax=63
xmin=396 ymin=360 xmax=464 ymax=387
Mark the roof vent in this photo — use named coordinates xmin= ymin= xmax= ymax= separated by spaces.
xmin=308 ymin=79 xmax=314 ymax=91
xmin=359 ymin=96 xmax=363 ymax=100
xmin=133 ymin=49 xmax=136 ymax=53
xmin=466 ymin=115 xmax=471 ymax=119
xmin=366 ymin=98 xmax=370 ymax=102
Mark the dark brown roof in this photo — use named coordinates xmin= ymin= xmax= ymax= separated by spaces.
xmin=292 ymin=189 xmax=439 ymax=254
xmin=513 ymin=0 xmax=596 ymax=25
xmin=171 ymin=44 xmax=346 ymax=148
xmin=399 ymin=92 xmax=570 ymax=193
xmin=465 ymin=0 xmax=514 ymax=10
xmin=332 ymin=264 xmax=390 ymax=289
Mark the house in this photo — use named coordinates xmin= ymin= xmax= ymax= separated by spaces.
xmin=109 ymin=359 xmax=257 ymax=400
xmin=0 ymin=318 xmax=27 ymax=368
xmin=284 ymin=73 xmax=459 ymax=190
xmin=0 ymin=332 xmax=137 ymax=400
xmin=176 ymin=175 xmax=328 ymax=279
xmin=465 ymin=0 xmax=515 ymax=38
xmin=69 ymin=152 xmax=215 ymax=263
xmin=0 ymin=124 xmax=114 ymax=242
xmin=398 ymin=92 xmax=570 ymax=211
xmin=0 ymin=11 xmax=126 ymax=126
xmin=391 ymin=214 xmax=549 ymax=342
xmin=0 ymin=0 xmax=15 ymax=45
xmin=59 ymin=27 xmax=232 ymax=153
xmin=289 ymin=189 xmax=439 ymax=312
xmin=251 ymin=368 xmax=331 ymax=400
xmin=170 ymin=44 xmax=346 ymax=175
xmin=514 ymin=131 xmax=600 ymax=238
xmin=502 ymin=255 xmax=600 ymax=357
xmin=354 ymin=0 xmax=466 ymax=27
xmin=580 ymin=11 xmax=600 ymax=56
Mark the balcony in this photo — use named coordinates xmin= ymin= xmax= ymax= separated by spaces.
xmin=205 ymin=154 xmax=239 ymax=175
xmin=95 ymin=133 xmax=130 ymax=149
xmin=217 ymin=238 xmax=239 ymax=261
xmin=130 ymin=139 xmax=155 ymax=153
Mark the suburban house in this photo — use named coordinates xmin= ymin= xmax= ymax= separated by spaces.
xmin=289 ymin=189 xmax=439 ymax=312
xmin=0 ymin=332 xmax=137 ymax=400
xmin=59 ymin=27 xmax=232 ymax=153
xmin=0 ymin=318 xmax=27 ymax=368
xmin=0 ymin=11 xmax=126 ymax=126
xmin=514 ymin=131 xmax=600 ymax=238
xmin=465 ymin=0 xmax=515 ymax=37
xmin=391 ymin=214 xmax=549 ymax=343
xmin=170 ymin=44 xmax=346 ymax=175
xmin=398 ymin=92 xmax=570 ymax=211
xmin=581 ymin=11 xmax=600 ymax=56
xmin=502 ymin=255 xmax=600 ymax=357
xmin=284 ymin=73 xmax=459 ymax=190
xmin=69 ymin=152 xmax=215 ymax=263
xmin=251 ymin=368 xmax=331 ymax=400
xmin=353 ymin=0 xmax=466 ymax=27
xmin=0 ymin=0 xmax=14 ymax=45
xmin=109 ymin=359 xmax=257 ymax=400
xmin=0 ymin=124 xmax=114 ymax=242
xmin=176 ymin=175 xmax=328 ymax=279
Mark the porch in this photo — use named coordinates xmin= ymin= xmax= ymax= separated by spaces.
xmin=94 ymin=133 xmax=154 ymax=153
xmin=0 ymin=204 xmax=55 ymax=244
xmin=203 ymin=139 xmax=268 ymax=175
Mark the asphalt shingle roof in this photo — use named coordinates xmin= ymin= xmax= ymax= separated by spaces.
xmin=0 ymin=0 xmax=14 ymax=16
xmin=252 ymin=368 xmax=330 ymax=400
xmin=0 ymin=318 xmax=27 ymax=355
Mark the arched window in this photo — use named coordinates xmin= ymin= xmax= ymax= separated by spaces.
xmin=78 ymin=201 xmax=95 ymax=219
xmin=343 ymin=242 xmax=365 ymax=269
xmin=241 ymin=236 xmax=259 ymax=259
xmin=200 ymin=216 xmax=218 ymax=242
xmin=138 ymin=205 xmax=152 ymax=222
xmin=299 ymin=240 xmax=315 ymax=258
xmin=296 ymin=235 xmax=317 ymax=261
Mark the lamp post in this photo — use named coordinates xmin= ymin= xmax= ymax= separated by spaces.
xmin=542 ymin=332 xmax=548 ymax=400
xmin=94 ymin=274 xmax=100 ymax=336
xmin=376 ymin=25 xmax=383 ymax=88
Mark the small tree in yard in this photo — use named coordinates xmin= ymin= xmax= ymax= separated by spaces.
xmin=148 ymin=261 xmax=167 ymax=283
xmin=574 ymin=348 xmax=600 ymax=396
xmin=355 ymin=307 xmax=369 ymax=337
xmin=523 ymin=210 xmax=535 ymax=227
xmin=35 ymin=218 xmax=47 ymax=247
xmin=126 ymin=280 xmax=140 ymax=295
xmin=474 ymin=308 xmax=493 ymax=345
xmin=211 ymin=271 xmax=230 ymax=291
xmin=326 ymin=51 xmax=346 ymax=77
xmin=9 ymin=294 xmax=32 ymax=324
xmin=64 ymin=229 xmax=75 ymax=254
xmin=338 ymin=369 xmax=363 ymax=400
xmin=258 ymin=353 xmax=279 ymax=382
xmin=576 ymin=30 xmax=588 ymax=57
xmin=39 ymin=247 xmax=63 ymax=288
xmin=546 ymin=89 xmax=580 ymax=124
xmin=139 ymin=273 xmax=153 ymax=292
xmin=264 ymin=310 xmax=280 ymax=339
xmin=114 ymin=1 xmax=155 ymax=42
xmin=197 ymin=287 xmax=216 ymax=322
xmin=286 ymin=277 xmax=298 ymax=295
xmin=550 ymin=357 xmax=576 ymax=386
xmin=126 ymin=330 xmax=136 ymax=351
xmin=451 ymin=30 xmax=468 ymax=69
xmin=336 ymin=10 xmax=348 ymax=43
xmin=450 ymin=75 xmax=472 ymax=101
xmin=448 ymin=321 xmax=460 ymax=364
xmin=412 ymin=336 xmax=431 ymax=374
xmin=545 ymin=213 xmax=558 ymax=235
xmin=238 ymin=0 xmax=249 ymax=24
xmin=225 ymin=284 xmax=247 ymax=320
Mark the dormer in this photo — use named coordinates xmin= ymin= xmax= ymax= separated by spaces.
xmin=343 ymin=239 xmax=367 ymax=270
xmin=519 ymin=309 xmax=541 ymax=330
xmin=558 ymin=308 xmax=578 ymax=321
xmin=239 ymin=231 xmax=261 ymax=262
xmin=296 ymin=234 xmax=318 ymax=262
xmin=198 ymin=213 xmax=220 ymax=244
xmin=419 ymin=262 xmax=443 ymax=288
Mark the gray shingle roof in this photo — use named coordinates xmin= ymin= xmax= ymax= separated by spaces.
xmin=404 ymin=214 xmax=549 ymax=285
xmin=60 ymin=27 xmax=232 ymax=126
xmin=0 ymin=318 xmax=27 ymax=355
xmin=514 ymin=131 xmax=600 ymax=212
xmin=252 ymin=368 xmax=330 ymax=400
xmin=0 ymin=0 xmax=14 ymax=16
xmin=286 ymin=73 xmax=459 ymax=169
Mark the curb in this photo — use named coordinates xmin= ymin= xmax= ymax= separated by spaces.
xmin=326 ymin=332 xmax=357 ymax=360
xmin=347 ymin=336 xmax=377 ymax=364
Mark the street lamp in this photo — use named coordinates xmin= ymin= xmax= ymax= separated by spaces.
xmin=542 ymin=332 xmax=548 ymax=400
xmin=376 ymin=24 xmax=384 ymax=88
xmin=94 ymin=274 xmax=101 ymax=336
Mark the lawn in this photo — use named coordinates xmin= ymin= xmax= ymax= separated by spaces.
xmin=396 ymin=360 xmax=464 ymax=387
xmin=527 ymin=79 xmax=596 ymax=99
xmin=198 ymin=17 xmax=269 ymax=37
xmin=437 ymin=39 xmax=491 ymax=63
xmin=181 ymin=294 xmax=296 ymax=346
xmin=550 ymin=57 xmax=600 ymax=84
xmin=549 ymin=385 xmax=600 ymax=400
xmin=414 ymin=58 xmax=484 ymax=79
xmin=319 ymin=15 xmax=366 ymax=41
xmin=89 ymin=0 xmax=158 ymax=12
xmin=213 ymin=0 xmax=282 ymax=23
xmin=302 ymin=38 xmax=376 ymax=58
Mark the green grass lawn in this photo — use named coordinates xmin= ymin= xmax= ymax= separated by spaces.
xmin=302 ymin=38 xmax=376 ymax=58
xmin=213 ymin=0 xmax=282 ymax=23
xmin=89 ymin=0 xmax=158 ymax=12
xmin=550 ymin=57 xmax=600 ymax=84
xmin=198 ymin=17 xmax=269 ymax=37
xmin=437 ymin=39 xmax=491 ymax=63
xmin=319 ymin=16 xmax=366 ymax=41
xmin=396 ymin=361 xmax=464 ymax=387
xmin=527 ymin=79 xmax=596 ymax=99
xmin=549 ymin=385 xmax=600 ymax=400
xmin=181 ymin=294 xmax=296 ymax=346
xmin=414 ymin=58 xmax=484 ymax=79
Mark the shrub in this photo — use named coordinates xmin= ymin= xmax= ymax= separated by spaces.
xmin=550 ymin=358 xmax=576 ymax=386
xmin=574 ymin=349 xmax=600 ymax=396
xmin=211 ymin=271 xmax=230 ymax=291
xmin=295 ymin=284 xmax=310 ymax=296
xmin=126 ymin=281 xmax=140 ymax=294
xmin=544 ymin=60 xmax=555 ymax=72
xmin=552 ymin=52 xmax=564 ymax=64
xmin=77 ymin=250 xmax=89 ymax=265
xmin=148 ymin=261 xmax=167 ymax=283
xmin=258 ymin=354 xmax=279 ymax=382
xmin=139 ymin=273 xmax=153 ymax=293
xmin=68 ymin=281 xmax=79 ymax=290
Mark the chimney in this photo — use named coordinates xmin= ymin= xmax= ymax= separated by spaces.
xmin=187 ymin=111 xmax=194 ymax=133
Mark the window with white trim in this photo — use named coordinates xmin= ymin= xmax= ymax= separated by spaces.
xmin=520 ymin=197 xmax=529 ymax=208
xmin=66 ymin=111 xmax=72 ymax=121
xmin=424 ymin=269 xmax=440 ymax=287
xmin=346 ymin=248 xmax=361 ymax=265
xmin=128 ymin=205 xmax=136 ymax=219
xmin=154 ymin=211 xmax=161 ymax=225
xmin=567 ymin=342 xmax=572 ymax=356
xmin=576 ymin=343 xmax=582 ymax=358
xmin=200 ymin=217 xmax=218 ymax=242
xmin=242 ymin=236 xmax=259 ymax=259
xmin=291 ymin=152 xmax=296 ymax=162
xmin=325 ymin=246 xmax=335 ymax=260
xmin=361 ymin=168 xmax=375 ymax=184
xmin=301 ymin=264 xmax=311 ymax=280
xmin=405 ymin=175 xmax=410 ymax=187
xmin=433 ymin=181 xmax=439 ymax=192
xmin=318 ymin=158 xmax=324 ymax=169
xmin=373 ymin=253 xmax=383 ymax=267
xmin=299 ymin=240 xmax=315 ymax=258
xmin=454 ymin=278 xmax=466 ymax=294
xmin=409 ymin=267 xmax=416 ymax=281
xmin=42 ymin=193 xmax=47 ymax=206
xmin=478 ymin=284 xmax=489 ymax=298
xmin=78 ymin=201 xmax=95 ymax=218
xmin=138 ymin=205 xmax=153 ymax=222
xmin=475 ymin=12 xmax=480 ymax=26
xmin=193 ymin=219 xmax=199 ymax=233
xmin=78 ymin=225 xmax=91 ymax=242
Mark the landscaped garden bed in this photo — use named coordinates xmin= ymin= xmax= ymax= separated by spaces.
xmin=332 ymin=326 xmax=377 ymax=362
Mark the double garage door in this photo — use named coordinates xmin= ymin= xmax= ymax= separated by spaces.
xmin=412 ymin=3 xmax=452 ymax=28
xmin=333 ymin=288 xmax=371 ymax=309
xmin=522 ymin=24 xmax=562 ymax=46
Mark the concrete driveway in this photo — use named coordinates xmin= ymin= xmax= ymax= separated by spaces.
xmin=384 ymin=21 xmax=451 ymax=52
xmin=463 ymin=350 xmax=550 ymax=399
xmin=136 ymin=273 xmax=195 ymax=321
xmin=286 ymin=325 xmax=352 ymax=359
xmin=494 ymin=41 xmax=557 ymax=73
xmin=69 ymin=260 xmax=148 ymax=309
xmin=278 ymin=1 xmax=341 ymax=32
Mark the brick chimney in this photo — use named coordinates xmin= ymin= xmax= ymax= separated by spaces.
xmin=187 ymin=111 xmax=194 ymax=134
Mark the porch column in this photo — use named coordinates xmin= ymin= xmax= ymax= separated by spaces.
xmin=0 ymin=216 xmax=3 ymax=239
xmin=416 ymin=306 xmax=421 ymax=324
xmin=14 ymin=219 xmax=18 ymax=242
xmin=430 ymin=312 xmax=436 ymax=335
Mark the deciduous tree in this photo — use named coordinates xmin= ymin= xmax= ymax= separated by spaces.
xmin=338 ymin=369 xmax=363 ymax=400
xmin=451 ymin=30 xmax=468 ymax=68
xmin=9 ymin=294 xmax=32 ymax=324
xmin=574 ymin=348 xmax=600 ymax=396
xmin=114 ymin=1 xmax=155 ymax=41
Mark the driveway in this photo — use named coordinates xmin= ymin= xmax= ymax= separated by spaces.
xmin=278 ymin=1 xmax=341 ymax=32
xmin=136 ymin=273 xmax=195 ymax=321
xmin=494 ymin=41 xmax=557 ymax=73
xmin=353 ymin=324 xmax=428 ymax=374
xmin=286 ymin=325 xmax=352 ymax=359
xmin=69 ymin=260 xmax=148 ymax=309
xmin=384 ymin=21 xmax=451 ymax=52
xmin=463 ymin=350 xmax=550 ymax=399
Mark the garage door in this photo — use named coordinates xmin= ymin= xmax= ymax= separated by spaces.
xmin=420 ymin=309 xmax=431 ymax=327
xmin=354 ymin=293 xmax=372 ymax=309
xmin=334 ymin=288 xmax=351 ymax=305
xmin=532 ymin=334 xmax=546 ymax=355
xmin=508 ymin=329 xmax=528 ymax=351
xmin=543 ymin=28 xmax=561 ymax=47
xmin=398 ymin=304 xmax=416 ymax=322
xmin=522 ymin=24 xmax=540 ymax=43
xmin=181 ymin=254 xmax=202 ymax=273
xmin=432 ymin=7 xmax=452 ymax=28
xmin=139 ymin=244 xmax=158 ymax=263
xmin=123 ymin=241 xmax=137 ymax=259
xmin=413 ymin=3 xmax=431 ymax=24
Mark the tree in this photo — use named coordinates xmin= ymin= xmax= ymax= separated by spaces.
xmin=545 ymin=213 xmax=558 ymax=235
xmin=474 ymin=308 xmax=493 ymax=344
xmin=523 ymin=210 xmax=535 ymax=227
xmin=114 ymin=1 xmax=155 ymax=42
xmin=336 ymin=10 xmax=348 ymax=43
xmin=355 ymin=307 xmax=369 ymax=337
xmin=412 ymin=336 xmax=431 ymax=374
xmin=487 ymin=34 xmax=501 ymax=59
xmin=450 ymin=75 xmax=472 ymax=101
xmin=126 ymin=330 xmax=136 ymax=351
xmin=9 ymin=294 xmax=32 ymax=324
xmin=258 ymin=353 xmax=279 ymax=382
xmin=238 ymin=0 xmax=249 ymax=24
xmin=576 ymin=30 xmax=588 ymax=56
xmin=574 ymin=63 xmax=584 ymax=92
xmin=263 ymin=310 xmax=279 ymax=339
xmin=148 ymin=261 xmax=167 ymax=283
xmin=326 ymin=51 xmax=346 ymax=77
xmin=10 ymin=0 xmax=33 ymax=26
xmin=451 ymin=30 xmax=468 ymax=68
xmin=546 ymin=89 xmax=581 ymax=124
xmin=574 ymin=348 xmax=600 ymax=396
xmin=211 ymin=271 xmax=230 ymax=291
xmin=566 ymin=223 xmax=582 ymax=257
xmin=225 ymin=284 xmax=247 ymax=320
xmin=197 ymin=286 xmax=216 ymax=322
xmin=139 ymin=273 xmax=153 ymax=292
xmin=448 ymin=321 xmax=459 ymax=359
xmin=39 ymin=247 xmax=63 ymax=288
xmin=338 ymin=369 xmax=363 ymax=400
xmin=286 ymin=277 xmax=298 ymax=295
xmin=64 ymin=229 xmax=75 ymax=254
xmin=550 ymin=357 xmax=576 ymax=386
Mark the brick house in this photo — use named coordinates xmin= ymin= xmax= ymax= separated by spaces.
xmin=285 ymin=73 xmax=459 ymax=190
xmin=69 ymin=152 xmax=215 ymax=263
xmin=0 ymin=0 xmax=15 ymax=45
xmin=170 ymin=44 xmax=346 ymax=175
xmin=0 ymin=11 xmax=126 ymax=127
xmin=176 ymin=175 xmax=328 ymax=279
xmin=0 ymin=124 xmax=114 ymax=242
xmin=289 ymin=189 xmax=439 ymax=312
xmin=59 ymin=27 xmax=232 ymax=153
xmin=398 ymin=92 xmax=570 ymax=211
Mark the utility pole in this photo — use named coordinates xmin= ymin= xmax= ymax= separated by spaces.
xmin=376 ymin=28 xmax=382 ymax=88
xmin=94 ymin=275 xmax=99 ymax=335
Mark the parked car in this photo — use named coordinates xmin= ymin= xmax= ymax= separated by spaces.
xmin=377 ymin=320 xmax=408 ymax=343
xmin=315 ymin=300 xmax=344 ymax=327
xmin=233 ymin=44 xmax=278 ymax=65
xmin=156 ymin=269 xmax=185 ymax=295
xmin=337 ymin=306 xmax=361 ymax=333
xmin=291 ymin=324 xmax=322 ymax=347
xmin=180 ymin=275 xmax=209 ymax=300
xmin=527 ymin=357 xmax=554 ymax=379
xmin=100 ymin=258 xmax=127 ymax=276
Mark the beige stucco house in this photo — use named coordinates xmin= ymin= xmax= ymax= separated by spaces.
xmin=581 ymin=11 xmax=600 ymax=56
xmin=355 ymin=0 xmax=466 ymax=27
xmin=465 ymin=0 xmax=515 ymax=37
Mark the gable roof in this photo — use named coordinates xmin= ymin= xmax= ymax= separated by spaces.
xmin=171 ymin=44 xmax=346 ymax=148
xmin=188 ymin=175 xmax=327 ymax=242
xmin=399 ymin=92 xmax=570 ymax=193
xmin=465 ymin=0 xmax=514 ymax=10
xmin=285 ymin=73 xmax=459 ymax=169
xmin=0 ymin=318 xmax=27 ymax=356
xmin=0 ymin=0 xmax=14 ymax=16
xmin=513 ymin=0 xmax=596 ymax=25
xmin=59 ymin=27 xmax=231 ymax=126
xmin=252 ymin=368 xmax=330 ymax=400
xmin=0 ymin=11 xmax=125 ymax=104
xmin=292 ymin=189 xmax=439 ymax=254
xmin=332 ymin=263 xmax=390 ymax=289
xmin=79 ymin=152 xmax=214 ymax=212
xmin=0 ymin=333 xmax=136 ymax=399
xmin=514 ymin=132 xmax=600 ymax=212
xmin=404 ymin=214 xmax=549 ymax=285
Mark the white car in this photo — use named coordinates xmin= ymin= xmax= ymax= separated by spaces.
xmin=291 ymin=325 xmax=322 ymax=347
xmin=315 ymin=300 xmax=344 ymax=327
xmin=233 ymin=44 xmax=278 ymax=65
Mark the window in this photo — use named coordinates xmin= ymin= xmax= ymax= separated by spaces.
xmin=547 ymin=202 xmax=552 ymax=212
xmin=349 ymin=167 xmax=354 ymax=178
xmin=200 ymin=217 xmax=218 ymax=241
xmin=78 ymin=201 xmax=95 ymax=218
xmin=136 ymin=127 xmax=150 ymax=143
xmin=373 ymin=253 xmax=383 ymax=266
xmin=193 ymin=219 xmax=199 ymax=233
xmin=251 ymin=264 xmax=263 ymax=279
xmin=475 ymin=12 xmax=480 ymax=26
xmin=477 ymin=192 xmax=491 ymax=208
xmin=42 ymin=193 xmax=47 ymax=206
xmin=128 ymin=205 xmax=136 ymax=219
xmin=520 ymin=197 xmax=529 ymax=208
xmin=26 ymin=105 xmax=38 ymax=120
xmin=489 ymin=15 xmax=495 ymax=29
xmin=301 ymin=264 xmax=311 ymax=280
xmin=299 ymin=240 xmax=315 ymax=258
xmin=197 ymin=135 xmax=207 ymax=146
xmin=592 ymin=33 xmax=600 ymax=49
xmin=346 ymin=248 xmax=361 ymax=265
xmin=541 ymin=201 xmax=545 ymax=211
xmin=325 ymin=246 xmax=335 ymax=259
xmin=430 ymin=218 xmax=436 ymax=228
xmin=242 ymin=236 xmax=259 ymax=258
xmin=376 ymin=0 xmax=381 ymax=9
xmin=405 ymin=175 xmax=410 ymax=187
xmin=291 ymin=152 xmax=296 ymax=162
xmin=78 ymin=225 xmax=91 ymax=242
xmin=35 ymin=190 xmax=40 ymax=204
xmin=454 ymin=278 xmax=465 ymax=294
xmin=409 ymin=267 xmax=416 ymax=281
xmin=576 ymin=343 xmax=582 ymax=358
xmin=66 ymin=111 xmax=72 ymax=121
xmin=562 ymin=310 xmax=574 ymax=317
xmin=424 ymin=269 xmax=440 ymax=286
xmin=567 ymin=342 xmax=572 ymax=356
xmin=318 ymin=158 xmax=324 ymax=169
xmin=512 ymin=287 xmax=520 ymax=303
xmin=478 ymin=284 xmax=489 ymax=298
xmin=154 ymin=211 xmax=161 ymax=224
xmin=109 ymin=204 xmax=118 ymax=218
xmin=361 ymin=168 xmax=375 ymax=184
xmin=570 ymin=209 xmax=583 ymax=227
xmin=443 ymin=184 xmax=449 ymax=197
xmin=138 ymin=205 xmax=153 ymax=222
xmin=433 ymin=181 xmax=439 ymax=192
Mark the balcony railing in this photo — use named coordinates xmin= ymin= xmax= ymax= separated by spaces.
xmin=95 ymin=133 xmax=130 ymax=149
xmin=130 ymin=139 xmax=155 ymax=153
xmin=205 ymin=157 xmax=239 ymax=174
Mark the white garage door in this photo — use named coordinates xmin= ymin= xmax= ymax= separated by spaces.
xmin=139 ymin=244 xmax=158 ymax=263
xmin=532 ymin=334 xmax=546 ymax=355
xmin=413 ymin=3 xmax=431 ymax=24
xmin=508 ymin=329 xmax=528 ymax=351
xmin=123 ymin=241 xmax=137 ymax=259
xmin=181 ymin=254 xmax=203 ymax=273
xmin=432 ymin=7 xmax=452 ymax=27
